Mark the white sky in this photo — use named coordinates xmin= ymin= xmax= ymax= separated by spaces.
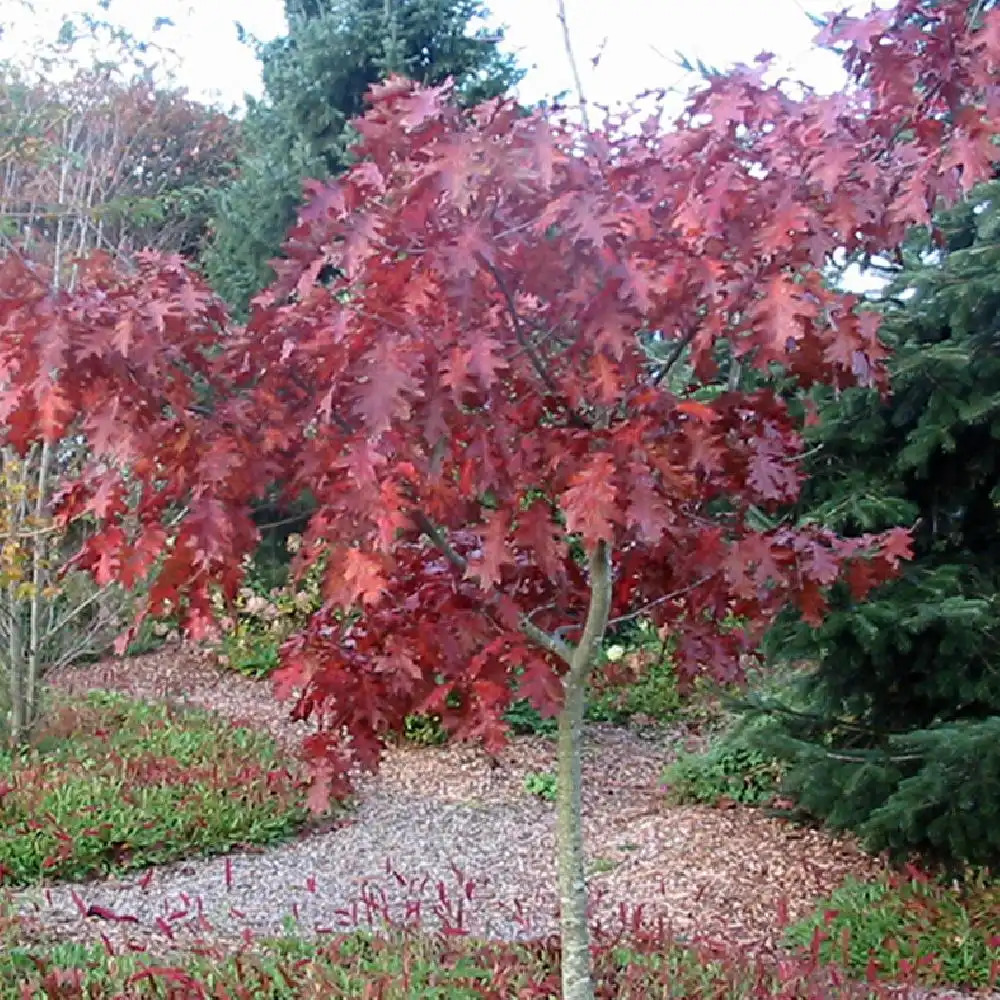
xmin=1 ymin=0 xmax=893 ymax=111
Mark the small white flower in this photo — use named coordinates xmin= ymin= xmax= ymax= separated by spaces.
xmin=605 ymin=644 xmax=625 ymax=662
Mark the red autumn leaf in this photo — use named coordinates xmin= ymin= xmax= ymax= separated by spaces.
xmin=625 ymin=473 xmax=670 ymax=545
xmin=335 ymin=548 xmax=387 ymax=606
xmin=798 ymin=579 xmax=828 ymax=627
xmin=515 ymin=659 xmax=565 ymax=719
xmin=757 ymin=274 xmax=816 ymax=350
xmin=747 ymin=439 xmax=799 ymax=502
xmin=467 ymin=509 xmax=511 ymax=591
xmin=36 ymin=379 xmax=72 ymax=441
xmin=675 ymin=400 xmax=718 ymax=423
xmin=560 ymin=453 xmax=620 ymax=547
xmin=588 ymin=352 xmax=621 ymax=406
xmin=352 ymin=342 xmax=420 ymax=437
xmin=880 ymin=525 xmax=914 ymax=568
xmin=466 ymin=335 xmax=510 ymax=391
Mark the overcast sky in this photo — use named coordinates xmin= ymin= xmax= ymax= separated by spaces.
xmin=2 ymin=0 xmax=894 ymax=111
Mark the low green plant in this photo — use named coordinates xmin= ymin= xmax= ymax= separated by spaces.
xmin=214 ymin=535 xmax=325 ymax=680
xmin=0 ymin=691 xmax=313 ymax=885
xmin=586 ymin=650 xmax=681 ymax=725
xmin=523 ymin=770 xmax=558 ymax=801
xmin=662 ymin=715 xmax=785 ymax=807
xmin=402 ymin=712 xmax=449 ymax=747
xmin=123 ymin=614 xmax=181 ymax=657
xmin=504 ymin=697 xmax=559 ymax=736
xmin=784 ymin=870 xmax=1000 ymax=990
xmin=0 ymin=908 xmax=889 ymax=999
xmin=586 ymin=622 xmax=682 ymax=725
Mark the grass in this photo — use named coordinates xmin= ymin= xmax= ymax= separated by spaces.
xmin=0 ymin=691 xmax=311 ymax=886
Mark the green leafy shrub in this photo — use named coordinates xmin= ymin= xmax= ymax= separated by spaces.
xmin=504 ymin=697 xmax=559 ymax=737
xmin=214 ymin=534 xmax=325 ymax=680
xmin=0 ymin=691 xmax=313 ymax=885
xmin=402 ymin=712 xmax=449 ymax=747
xmin=662 ymin=714 xmax=785 ymax=807
xmin=784 ymin=870 xmax=1000 ymax=990
xmin=586 ymin=643 xmax=681 ymax=725
xmin=523 ymin=770 xmax=558 ymax=801
xmin=123 ymin=612 xmax=181 ymax=657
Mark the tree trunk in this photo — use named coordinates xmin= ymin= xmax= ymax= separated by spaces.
xmin=27 ymin=438 xmax=53 ymax=727
xmin=7 ymin=585 xmax=24 ymax=748
xmin=556 ymin=539 xmax=612 ymax=1000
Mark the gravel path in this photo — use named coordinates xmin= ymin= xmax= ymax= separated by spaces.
xmin=8 ymin=646 xmax=889 ymax=964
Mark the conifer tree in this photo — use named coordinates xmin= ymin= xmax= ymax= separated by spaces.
xmin=202 ymin=0 xmax=522 ymax=314
xmin=755 ymin=179 xmax=1000 ymax=868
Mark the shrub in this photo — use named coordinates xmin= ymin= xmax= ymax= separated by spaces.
xmin=586 ymin=645 xmax=682 ymax=725
xmin=0 ymin=691 xmax=312 ymax=885
xmin=214 ymin=535 xmax=325 ymax=680
xmin=784 ymin=869 xmax=1000 ymax=990
xmin=401 ymin=712 xmax=449 ymax=747
xmin=504 ymin=697 xmax=559 ymax=737
xmin=523 ymin=770 xmax=558 ymax=801
xmin=662 ymin=713 xmax=786 ymax=807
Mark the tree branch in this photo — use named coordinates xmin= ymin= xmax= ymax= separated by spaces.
xmin=606 ymin=571 xmax=717 ymax=628
xmin=476 ymin=255 xmax=560 ymax=393
xmin=649 ymin=328 xmax=697 ymax=388
xmin=522 ymin=617 xmax=574 ymax=664
xmin=409 ymin=508 xmax=467 ymax=572
xmin=475 ymin=253 xmax=591 ymax=429
xmin=410 ymin=508 xmax=574 ymax=664
xmin=556 ymin=0 xmax=592 ymax=132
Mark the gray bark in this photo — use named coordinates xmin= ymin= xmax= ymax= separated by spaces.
xmin=555 ymin=539 xmax=612 ymax=1000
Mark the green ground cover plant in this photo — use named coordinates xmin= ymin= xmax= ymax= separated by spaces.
xmin=662 ymin=714 xmax=786 ymax=808
xmin=0 ymin=691 xmax=310 ymax=886
xmin=784 ymin=868 xmax=1000 ymax=991
xmin=0 ymin=904 xmax=908 ymax=999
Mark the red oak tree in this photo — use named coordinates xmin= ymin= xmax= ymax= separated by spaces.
xmin=3 ymin=2 xmax=999 ymax=996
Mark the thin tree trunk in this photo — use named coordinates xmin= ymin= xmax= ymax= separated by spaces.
xmin=4 ymin=448 xmax=30 ymax=748
xmin=7 ymin=580 xmax=24 ymax=747
xmin=556 ymin=539 xmax=612 ymax=1000
xmin=26 ymin=438 xmax=52 ymax=726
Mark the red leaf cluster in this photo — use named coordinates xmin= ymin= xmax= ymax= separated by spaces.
xmin=4 ymin=1 xmax=997 ymax=806
xmin=0 ymin=252 xmax=271 ymax=642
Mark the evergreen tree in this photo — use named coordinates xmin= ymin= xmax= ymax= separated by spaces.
xmin=202 ymin=0 xmax=522 ymax=313
xmin=752 ymin=180 xmax=1000 ymax=868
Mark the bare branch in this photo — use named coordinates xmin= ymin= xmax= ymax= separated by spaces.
xmin=649 ymin=328 xmax=697 ymax=388
xmin=476 ymin=254 xmax=561 ymax=394
xmin=475 ymin=253 xmax=590 ymax=429
xmin=522 ymin=618 xmax=574 ymax=665
xmin=555 ymin=0 xmax=592 ymax=132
